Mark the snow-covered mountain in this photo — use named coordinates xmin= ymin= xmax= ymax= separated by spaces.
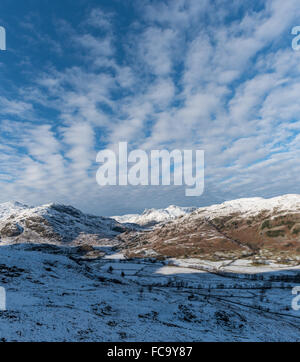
xmin=112 ymin=205 xmax=197 ymax=227
xmin=196 ymin=194 xmax=300 ymax=219
xmin=2 ymin=195 xmax=300 ymax=250
xmin=113 ymin=195 xmax=300 ymax=227
xmin=120 ymin=195 xmax=300 ymax=261
xmin=0 ymin=202 xmax=128 ymax=245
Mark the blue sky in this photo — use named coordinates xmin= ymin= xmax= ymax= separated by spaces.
xmin=0 ymin=0 xmax=300 ymax=216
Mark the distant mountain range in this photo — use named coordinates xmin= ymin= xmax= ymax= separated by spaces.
xmin=112 ymin=205 xmax=197 ymax=227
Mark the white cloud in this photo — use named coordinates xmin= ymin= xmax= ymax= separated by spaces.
xmin=1 ymin=0 xmax=300 ymax=214
xmin=86 ymin=8 xmax=113 ymax=30
xmin=137 ymin=27 xmax=177 ymax=76
xmin=0 ymin=97 xmax=33 ymax=117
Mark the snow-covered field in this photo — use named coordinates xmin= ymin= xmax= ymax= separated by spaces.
xmin=0 ymin=243 xmax=299 ymax=342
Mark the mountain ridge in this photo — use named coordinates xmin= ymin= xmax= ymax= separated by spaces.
xmin=112 ymin=204 xmax=197 ymax=227
xmin=1 ymin=195 xmax=300 ymax=261
xmin=113 ymin=194 xmax=300 ymax=227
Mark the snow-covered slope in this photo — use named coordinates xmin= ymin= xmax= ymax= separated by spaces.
xmin=0 ymin=202 xmax=29 ymax=219
xmin=0 ymin=243 xmax=299 ymax=341
xmin=195 ymin=194 xmax=300 ymax=219
xmin=113 ymin=205 xmax=197 ymax=226
xmin=0 ymin=202 xmax=128 ymax=245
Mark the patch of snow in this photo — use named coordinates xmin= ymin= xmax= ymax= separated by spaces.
xmin=0 ymin=202 xmax=30 ymax=219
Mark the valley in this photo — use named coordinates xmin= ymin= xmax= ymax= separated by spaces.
xmin=0 ymin=195 xmax=299 ymax=341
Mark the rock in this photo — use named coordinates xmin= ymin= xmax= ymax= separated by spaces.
xmin=0 ymin=223 xmax=23 ymax=238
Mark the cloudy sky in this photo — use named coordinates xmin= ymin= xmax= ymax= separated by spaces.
xmin=0 ymin=0 xmax=300 ymax=216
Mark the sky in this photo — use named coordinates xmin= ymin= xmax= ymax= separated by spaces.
xmin=0 ymin=0 xmax=300 ymax=216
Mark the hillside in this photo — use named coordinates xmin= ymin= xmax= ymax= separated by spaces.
xmin=118 ymin=195 xmax=300 ymax=262
xmin=0 ymin=202 xmax=128 ymax=245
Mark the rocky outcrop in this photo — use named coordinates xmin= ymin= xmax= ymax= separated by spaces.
xmin=0 ymin=222 xmax=23 ymax=237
